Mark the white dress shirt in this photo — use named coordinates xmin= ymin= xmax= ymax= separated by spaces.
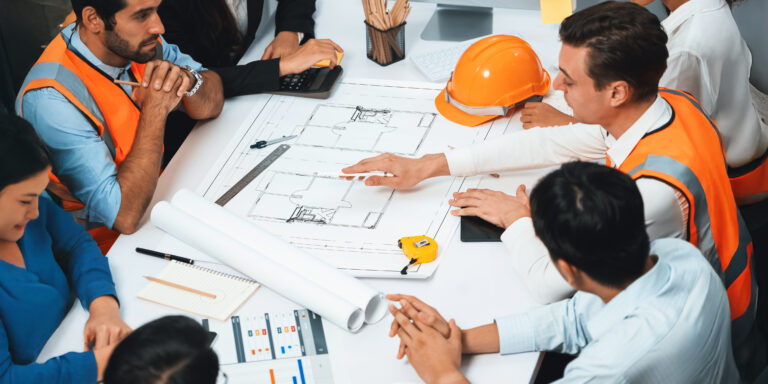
xmin=444 ymin=97 xmax=688 ymax=303
xmin=660 ymin=0 xmax=768 ymax=168
xmin=495 ymin=238 xmax=740 ymax=383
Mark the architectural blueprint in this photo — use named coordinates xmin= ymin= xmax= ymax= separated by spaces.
xmin=198 ymin=79 xmax=511 ymax=278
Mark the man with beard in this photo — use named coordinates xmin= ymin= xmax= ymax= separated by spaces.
xmin=15 ymin=0 xmax=224 ymax=253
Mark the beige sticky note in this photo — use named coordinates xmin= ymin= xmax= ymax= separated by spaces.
xmin=540 ymin=0 xmax=573 ymax=24
xmin=313 ymin=51 xmax=344 ymax=67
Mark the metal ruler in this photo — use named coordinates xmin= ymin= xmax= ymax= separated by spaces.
xmin=215 ymin=144 xmax=290 ymax=206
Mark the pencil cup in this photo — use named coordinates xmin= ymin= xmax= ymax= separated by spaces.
xmin=365 ymin=21 xmax=406 ymax=66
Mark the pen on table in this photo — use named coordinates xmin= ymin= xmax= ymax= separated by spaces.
xmin=144 ymin=276 xmax=217 ymax=299
xmin=250 ymin=135 xmax=297 ymax=149
xmin=135 ymin=247 xmax=195 ymax=264
xmin=114 ymin=79 xmax=141 ymax=87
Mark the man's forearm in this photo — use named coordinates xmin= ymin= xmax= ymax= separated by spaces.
xmin=462 ymin=323 xmax=500 ymax=354
xmin=182 ymin=70 xmax=223 ymax=120
xmin=112 ymin=108 xmax=166 ymax=234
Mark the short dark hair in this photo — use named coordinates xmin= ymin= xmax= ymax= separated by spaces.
xmin=71 ymin=0 xmax=127 ymax=30
xmin=104 ymin=316 xmax=219 ymax=384
xmin=0 ymin=114 xmax=51 ymax=192
xmin=530 ymin=162 xmax=650 ymax=288
xmin=559 ymin=1 xmax=668 ymax=103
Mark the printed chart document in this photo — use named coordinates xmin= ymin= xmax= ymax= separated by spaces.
xmin=204 ymin=308 xmax=333 ymax=384
xmin=197 ymin=79 xmax=509 ymax=278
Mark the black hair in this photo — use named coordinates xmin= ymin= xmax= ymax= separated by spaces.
xmin=0 ymin=114 xmax=51 ymax=192
xmin=157 ymin=0 xmax=243 ymax=67
xmin=530 ymin=162 xmax=650 ymax=288
xmin=103 ymin=316 xmax=220 ymax=384
xmin=559 ymin=1 xmax=668 ymax=103
xmin=71 ymin=0 xmax=127 ymax=30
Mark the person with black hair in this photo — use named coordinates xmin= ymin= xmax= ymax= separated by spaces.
xmin=104 ymin=316 xmax=220 ymax=384
xmin=153 ymin=0 xmax=340 ymax=166
xmin=0 ymin=114 xmax=130 ymax=383
xmin=386 ymin=162 xmax=739 ymax=383
xmin=344 ymin=1 xmax=763 ymax=378
xmin=158 ymin=0 xmax=343 ymax=98
xmin=16 ymin=0 xmax=224 ymax=254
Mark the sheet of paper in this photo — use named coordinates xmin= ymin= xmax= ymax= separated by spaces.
xmin=195 ymin=79 xmax=510 ymax=278
xmin=204 ymin=308 xmax=333 ymax=384
xmin=540 ymin=0 xmax=573 ymax=24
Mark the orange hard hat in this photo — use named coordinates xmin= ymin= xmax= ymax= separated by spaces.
xmin=435 ymin=35 xmax=551 ymax=127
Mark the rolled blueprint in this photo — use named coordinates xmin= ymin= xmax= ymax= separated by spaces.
xmin=151 ymin=201 xmax=365 ymax=332
xmin=170 ymin=189 xmax=387 ymax=324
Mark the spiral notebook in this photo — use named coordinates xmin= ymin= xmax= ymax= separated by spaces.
xmin=138 ymin=261 xmax=260 ymax=321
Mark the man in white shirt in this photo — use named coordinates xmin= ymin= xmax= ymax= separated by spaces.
xmin=386 ymin=162 xmax=740 ymax=384
xmin=344 ymin=1 xmax=763 ymax=378
xmin=520 ymin=0 xmax=768 ymax=199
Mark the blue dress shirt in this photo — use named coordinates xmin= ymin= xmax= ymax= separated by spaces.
xmin=0 ymin=196 xmax=117 ymax=383
xmin=20 ymin=24 xmax=204 ymax=228
xmin=495 ymin=238 xmax=740 ymax=383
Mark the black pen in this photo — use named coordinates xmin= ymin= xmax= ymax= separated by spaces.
xmin=135 ymin=247 xmax=194 ymax=265
xmin=250 ymin=135 xmax=296 ymax=149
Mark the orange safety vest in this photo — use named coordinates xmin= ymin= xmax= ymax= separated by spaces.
xmin=16 ymin=26 xmax=152 ymax=254
xmin=609 ymin=89 xmax=757 ymax=356
xmin=728 ymin=147 xmax=768 ymax=205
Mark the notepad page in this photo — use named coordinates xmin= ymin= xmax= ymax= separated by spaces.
xmin=138 ymin=261 xmax=259 ymax=321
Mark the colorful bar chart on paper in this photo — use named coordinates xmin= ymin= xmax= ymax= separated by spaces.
xmin=203 ymin=309 xmax=333 ymax=384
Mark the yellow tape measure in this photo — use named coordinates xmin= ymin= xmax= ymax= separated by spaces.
xmin=398 ymin=235 xmax=438 ymax=275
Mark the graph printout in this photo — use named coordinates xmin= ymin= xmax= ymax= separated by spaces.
xmin=203 ymin=309 xmax=333 ymax=384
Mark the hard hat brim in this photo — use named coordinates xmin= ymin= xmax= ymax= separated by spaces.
xmin=435 ymin=89 xmax=498 ymax=127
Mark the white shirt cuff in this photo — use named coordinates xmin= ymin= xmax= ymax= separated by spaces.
xmin=501 ymin=216 xmax=535 ymax=243
xmin=444 ymin=147 xmax=476 ymax=176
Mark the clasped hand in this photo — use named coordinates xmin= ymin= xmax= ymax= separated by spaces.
xmin=84 ymin=296 xmax=132 ymax=380
xmin=132 ymin=59 xmax=194 ymax=113
xmin=386 ymin=294 xmax=468 ymax=384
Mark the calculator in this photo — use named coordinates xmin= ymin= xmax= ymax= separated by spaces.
xmin=270 ymin=66 xmax=343 ymax=99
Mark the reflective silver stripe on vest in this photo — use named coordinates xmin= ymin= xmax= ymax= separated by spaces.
xmin=15 ymin=61 xmax=118 ymax=160
xmin=628 ymin=155 xmax=720 ymax=273
xmin=628 ymin=154 xmax=756 ymax=343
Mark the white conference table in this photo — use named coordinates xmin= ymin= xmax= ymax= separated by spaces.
xmin=40 ymin=2 xmax=564 ymax=383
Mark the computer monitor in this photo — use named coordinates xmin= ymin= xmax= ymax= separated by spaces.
xmin=411 ymin=0 xmax=541 ymax=41
xmin=413 ymin=1 xmax=668 ymax=42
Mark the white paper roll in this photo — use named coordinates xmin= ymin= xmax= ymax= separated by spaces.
xmin=170 ymin=189 xmax=387 ymax=324
xmin=150 ymin=202 xmax=365 ymax=332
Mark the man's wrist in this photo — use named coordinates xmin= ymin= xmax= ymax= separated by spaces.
xmin=421 ymin=153 xmax=450 ymax=179
xmin=181 ymin=65 xmax=203 ymax=97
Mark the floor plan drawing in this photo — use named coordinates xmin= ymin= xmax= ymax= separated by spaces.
xmin=248 ymin=172 xmax=394 ymax=229
xmin=198 ymin=79 xmax=509 ymax=278
xmin=294 ymin=105 xmax=436 ymax=155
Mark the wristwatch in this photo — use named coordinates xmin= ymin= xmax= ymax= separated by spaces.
xmin=181 ymin=65 xmax=203 ymax=97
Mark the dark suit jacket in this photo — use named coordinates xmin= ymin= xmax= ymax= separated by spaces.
xmin=159 ymin=0 xmax=316 ymax=97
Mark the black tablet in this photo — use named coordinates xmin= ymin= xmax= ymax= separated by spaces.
xmin=460 ymin=215 xmax=505 ymax=242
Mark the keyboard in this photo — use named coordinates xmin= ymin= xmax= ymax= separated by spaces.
xmin=409 ymin=41 xmax=475 ymax=82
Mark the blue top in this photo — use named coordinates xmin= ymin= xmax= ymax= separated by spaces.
xmin=19 ymin=24 xmax=204 ymax=228
xmin=495 ymin=238 xmax=740 ymax=383
xmin=0 ymin=196 xmax=117 ymax=383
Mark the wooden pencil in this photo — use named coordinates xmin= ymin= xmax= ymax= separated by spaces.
xmin=144 ymin=275 xmax=217 ymax=299
xmin=114 ymin=79 xmax=141 ymax=87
